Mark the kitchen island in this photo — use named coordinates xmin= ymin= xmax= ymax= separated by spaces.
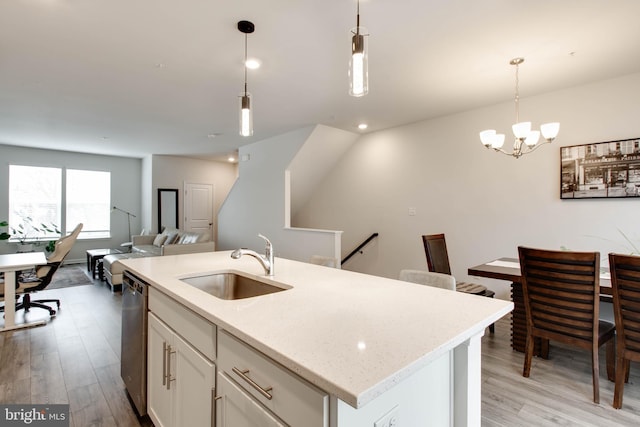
xmin=120 ymin=251 xmax=512 ymax=427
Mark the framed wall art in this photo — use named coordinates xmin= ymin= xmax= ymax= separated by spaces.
xmin=561 ymin=137 xmax=640 ymax=199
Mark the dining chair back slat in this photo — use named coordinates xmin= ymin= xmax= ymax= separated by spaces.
xmin=609 ymin=253 xmax=640 ymax=408
xmin=519 ymin=246 xmax=615 ymax=404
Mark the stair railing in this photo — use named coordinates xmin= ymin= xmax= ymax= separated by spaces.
xmin=341 ymin=233 xmax=379 ymax=265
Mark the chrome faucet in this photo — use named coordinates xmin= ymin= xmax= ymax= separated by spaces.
xmin=230 ymin=234 xmax=274 ymax=276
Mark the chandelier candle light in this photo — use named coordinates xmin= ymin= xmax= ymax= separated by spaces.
xmin=349 ymin=0 xmax=368 ymax=97
xmin=238 ymin=20 xmax=255 ymax=137
xmin=479 ymin=58 xmax=559 ymax=158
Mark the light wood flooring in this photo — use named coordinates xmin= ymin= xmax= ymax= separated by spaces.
xmin=2 ymin=274 xmax=640 ymax=426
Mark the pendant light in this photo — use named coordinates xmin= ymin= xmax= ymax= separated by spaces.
xmin=349 ymin=0 xmax=369 ymax=97
xmin=238 ymin=20 xmax=255 ymax=137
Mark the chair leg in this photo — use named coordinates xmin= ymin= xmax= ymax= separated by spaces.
xmin=625 ymin=359 xmax=631 ymax=383
xmin=591 ymin=349 xmax=600 ymax=404
xmin=614 ymin=355 xmax=626 ymax=409
xmin=523 ymin=334 xmax=534 ymax=377
xmin=33 ymin=298 xmax=61 ymax=308
xmin=27 ymin=302 xmax=56 ymax=316
xmin=606 ymin=339 xmax=615 ymax=382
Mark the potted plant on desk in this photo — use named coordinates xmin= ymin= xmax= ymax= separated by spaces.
xmin=9 ymin=216 xmax=60 ymax=253
xmin=0 ymin=220 xmax=10 ymax=242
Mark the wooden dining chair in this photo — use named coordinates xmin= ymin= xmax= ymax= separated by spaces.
xmin=518 ymin=246 xmax=615 ymax=404
xmin=422 ymin=233 xmax=495 ymax=332
xmin=609 ymin=253 xmax=640 ymax=409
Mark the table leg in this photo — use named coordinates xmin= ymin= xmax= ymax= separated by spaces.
xmin=1 ymin=271 xmax=45 ymax=332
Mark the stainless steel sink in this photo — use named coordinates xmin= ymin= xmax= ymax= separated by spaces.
xmin=180 ymin=273 xmax=288 ymax=300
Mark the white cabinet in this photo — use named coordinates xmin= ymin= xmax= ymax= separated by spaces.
xmin=147 ymin=288 xmax=217 ymax=427
xmin=217 ymin=330 xmax=329 ymax=427
xmin=216 ymin=371 xmax=286 ymax=427
xmin=148 ymin=313 xmax=216 ymax=427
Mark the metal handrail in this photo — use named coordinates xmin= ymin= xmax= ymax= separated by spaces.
xmin=341 ymin=233 xmax=379 ymax=265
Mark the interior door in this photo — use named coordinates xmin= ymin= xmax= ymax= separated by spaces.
xmin=184 ymin=182 xmax=213 ymax=234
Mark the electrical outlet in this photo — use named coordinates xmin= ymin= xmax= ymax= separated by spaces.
xmin=374 ymin=405 xmax=399 ymax=427
xmin=408 ymin=207 xmax=417 ymax=216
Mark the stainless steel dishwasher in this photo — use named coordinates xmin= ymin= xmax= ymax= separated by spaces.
xmin=121 ymin=270 xmax=149 ymax=416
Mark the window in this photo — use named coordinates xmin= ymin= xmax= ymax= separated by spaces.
xmin=67 ymin=169 xmax=111 ymax=238
xmin=9 ymin=165 xmax=62 ymax=240
xmin=9 ymin=165 xmax=111 ymax=240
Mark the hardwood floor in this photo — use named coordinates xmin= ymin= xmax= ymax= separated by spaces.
xmin=482 ymin=317 xmax=640 ymax=426
xmin=2 ymin=273 xmax=640 ymax=426
xmin=0 ymin=274 xmax=151 ymax=427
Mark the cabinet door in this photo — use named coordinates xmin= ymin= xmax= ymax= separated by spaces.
xmin=216 ymin=372 xmax=286 ymax=427
xmin=174 ymin=332 xmax=216 ymax=427
xmin=148 ymin=313 xmax=174 ymax=427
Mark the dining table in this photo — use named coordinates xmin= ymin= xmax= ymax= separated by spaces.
xmin=468 ymin=257 xmax=612 ymax=358
xmin=0 ymin=251 xmax=47 ymax=332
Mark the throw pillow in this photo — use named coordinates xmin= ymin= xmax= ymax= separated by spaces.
xmin=153 ymin=234 xmax=167 ymax=247
xmin=164 ymin=231 xmax=179 ymax=245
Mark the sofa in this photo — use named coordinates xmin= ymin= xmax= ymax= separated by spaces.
xmin=103 ymin=227 xmax=215 ymax=291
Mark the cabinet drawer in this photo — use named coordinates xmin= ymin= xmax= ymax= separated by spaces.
xmin=149 ymin=287 xmax=216 ymax=360
xmin=218 ymin=331 xmax=328 ymax=427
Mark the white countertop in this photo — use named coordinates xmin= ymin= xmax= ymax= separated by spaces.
xmin=121 ymin=251 xmax=513 ymax=409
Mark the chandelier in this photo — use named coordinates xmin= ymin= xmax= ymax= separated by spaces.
xmin=479 ymin=58 xmax=559 ymax=159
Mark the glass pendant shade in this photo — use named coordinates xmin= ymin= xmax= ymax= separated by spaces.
xmin=239 ymin=93 xmax=252 ymax=137
xmin=480 ymin=130 xmax=496 ymax=147
xmin=524 ymin=130 xmax=540 ymax=147
xmin=479 ymin=130 xmax=505 ymax=149
xmin=349 ymin=28 xmax=368 ymax=97
xmin=540 ymin=122 xmax=560 ymax=140
xmin=512 ymin=121 xmax=531 ymax=139
xmin=492 ymin=134 xmax=505 ymax=149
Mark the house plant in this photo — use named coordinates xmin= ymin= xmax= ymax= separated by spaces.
xmin=9 ymin=216 xmax=60 ymax=252
xmin=0 ymin=220 xmax=10 ymax=241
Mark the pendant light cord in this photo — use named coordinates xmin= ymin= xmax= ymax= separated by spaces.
xmin=514 ymin=62 xmax=520 ymax=123
xmin=244 ymin=33 xmax=248 ymax=96
xmin=356 ymin=0 xmax=360 ymax=36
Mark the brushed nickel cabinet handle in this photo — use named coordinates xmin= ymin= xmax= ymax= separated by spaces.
xmin=211 ymin=388 xmax=222 ymax=427
xmin=166 ymin=344 xmax=176 ymax=390
xmin=162 ymin=341 xmax=167 ymax=386
xmin=232 ymin=367 xmax=273 ymax=400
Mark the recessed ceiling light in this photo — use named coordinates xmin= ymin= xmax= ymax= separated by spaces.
xmin=245 ymin=58 xmax=261 ymax=69
xmin=358 ymin=123 xmax=368 ymax=130
xmin=228 ymin=156 xmax=236 ymax=162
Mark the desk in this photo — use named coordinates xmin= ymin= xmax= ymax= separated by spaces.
xmin=0 ymin=252 xmax=47 ymax=332
xmin=468 ymin=257 xmax=612 ymax=356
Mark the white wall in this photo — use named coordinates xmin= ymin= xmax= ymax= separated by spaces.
xmin=218 ymin=126 xmax=342 ymax=261
xmin=0 ymin=144 xmax=141 ymax=263
xmin=294 ymin=72 xmax=640 ymax=299
xmin=148 ymin=155 xmax=237 ymax=241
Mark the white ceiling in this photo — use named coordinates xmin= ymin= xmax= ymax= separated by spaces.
xmin=2 ymin=0 xmax=640 ymax=161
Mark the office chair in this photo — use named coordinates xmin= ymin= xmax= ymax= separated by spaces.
xmin=0 ymin=223 xmax=83 ymax=317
